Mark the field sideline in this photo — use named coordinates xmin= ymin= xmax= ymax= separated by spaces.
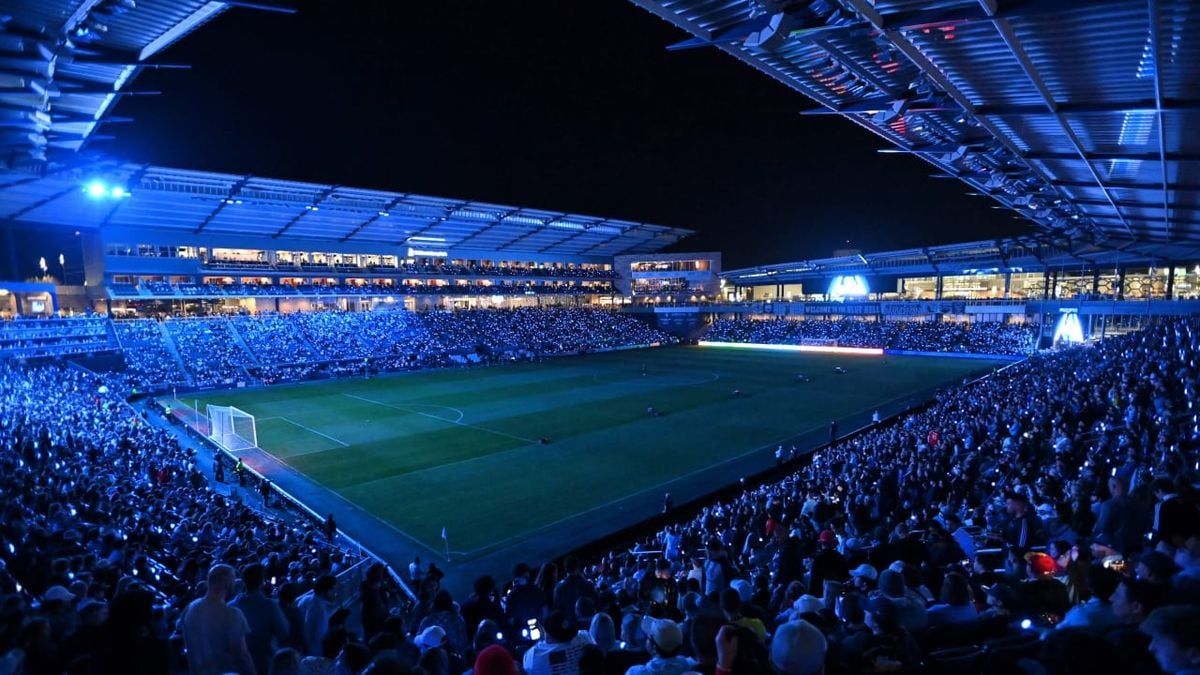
xmin=194 ymin=346 xmax=1005 ymax=565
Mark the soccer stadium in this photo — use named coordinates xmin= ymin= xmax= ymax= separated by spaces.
xmin=1 ymin=0 xmax=1199 ymax=674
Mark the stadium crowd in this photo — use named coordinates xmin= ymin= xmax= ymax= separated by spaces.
xmin=0 ymin=362 xmax=396 ymax=675
xmin=0 ymin=317 xmax=115 ymax=360
xmin=114 ymin=320 xmax=190 ymax=389
xmin=122 ymin=309 xmax=674 ymax=389
xmin=2 ymin=313 xmax=1199 ymax=675
xmin=705 ymin=318 xmax=1038 ymax=356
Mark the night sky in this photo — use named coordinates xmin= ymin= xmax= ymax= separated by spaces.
xmin=106 ymin=0 xmax=1025 ymax=269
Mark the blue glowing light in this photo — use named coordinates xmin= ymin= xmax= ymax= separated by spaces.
xmin=83 ymin=180 xmax=130 ymax=199
xmin=1020 ymin=619 xmax=1033 ymax=630
xmin=1053 ymin=310 xmax=1084 ymax=344
xmin=828 ymin=275 xmax=870 ymax=300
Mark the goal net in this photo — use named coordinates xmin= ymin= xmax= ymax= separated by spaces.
xmin=206 ymin=405 xmax=258 ymax=451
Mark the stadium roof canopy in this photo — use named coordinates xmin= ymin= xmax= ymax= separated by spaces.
xmin=0 ymin=0 xmax=270 ymax=168
xmin=722 ymin=235 xmax=1192 ymax=285
xmin=627 ymin=0 xmax=1200 ymax=258
xmin=0 ymin=162 xmax=693 ymax=256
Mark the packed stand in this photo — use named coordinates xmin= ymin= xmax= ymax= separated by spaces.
xmin=230 ymin=314 xmax=322 ymax=366
xmin=108 ymin=309 xmax=672 ymax=390
xmin=503 ymin=318 xmax=1194 ymax=675
xmin=706 ymin=318 xmax=1038 ymax=356
xmin=164 ymin=318 xmax=255 ymax=388
xmin=0 ymin=316 xmax=116 ymax=359
xmin=113 ymin=319 xmax=189 ymax=389
xmin=0 ymin=363 xmax=396 ymax=674
xmin=421 ymin=308 xmax=676 ymax=355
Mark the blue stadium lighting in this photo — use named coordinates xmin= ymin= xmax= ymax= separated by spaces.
xmin=828 ymin=274 xmax=869 ymax=300
xmin=83 ymin=180 xmax=131 ymax=199
xmin=1053 ymin=310 xmax=1084 ymax=345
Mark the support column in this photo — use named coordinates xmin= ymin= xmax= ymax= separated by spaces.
xmin=1116 ymin=266 xmax=1126 ymax=300
xmin=1042 ymin=269 xmax=1051 ymax=300
xmin=1003 ymin=272 xmax=1012 ymax=299
xmin=1050 ymin=270 xmax=1059 ymax=299
xmin=1166 ymin=264 xmax=1176 ymax=300
xmin=1092 ymin=268 xmax=1100 ymax=295
xmin=935 ymin=275 xmax=944 ymax=300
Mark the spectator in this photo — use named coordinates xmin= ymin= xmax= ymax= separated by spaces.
xmin=522 ymin=611 xmax=591 ymax=675
xmin=181 ymin=564 xmax=256 ymax=675
xmin=1141 ymin=605 xmax=1200 ymax=675
xmin=627 ymin=617 xmax=693 ymax=675
xmin=299 ymin=575 xmax=339 ymax=656
xmin=232 ymin=563 xmax=291 ymax=675
xmin=769 ymin=619 xmax=827 ymax=675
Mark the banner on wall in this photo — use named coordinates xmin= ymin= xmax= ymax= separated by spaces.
xmin=880 ymin=301 xmax=966 ymax=315
xmin=804 ymin=302 xmax=879 ymax=315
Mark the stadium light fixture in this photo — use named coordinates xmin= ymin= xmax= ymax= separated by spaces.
xmin=83 ymin=180 xmax=131 ymax=199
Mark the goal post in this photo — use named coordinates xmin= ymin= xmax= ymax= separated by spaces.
xmin=206 ymin=405 xmax=258 ymax=451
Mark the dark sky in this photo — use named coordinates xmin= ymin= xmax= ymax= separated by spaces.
xmin=107 ymin=0 xmax=1025 ymax=269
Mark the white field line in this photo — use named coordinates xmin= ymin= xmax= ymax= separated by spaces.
xmin=342 ymin=393 xmax=538 ymax=444
xmin=265 ymin=415 xmax=350 ymax=448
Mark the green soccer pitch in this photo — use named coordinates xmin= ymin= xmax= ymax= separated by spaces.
xmin=194 ymin=345 xmax=1008 ymax=564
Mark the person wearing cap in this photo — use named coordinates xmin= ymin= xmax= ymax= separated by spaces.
xmin=1141 ymin=605 xmax=1200 ymax=675
xmin=522 ymin=610 xmax=592 ymax=675
xmin=627 ymin=616 xmax=693 ymax=675
xmin=414 ymin=624 xmax=447 ymax=653
xmin=810 ymin=530 xmax=849 ymax=595
xmin=1020 ymin=551 xmax=1070 ymax=618
xmin=848 ymin=564 xmax=877 ymax=593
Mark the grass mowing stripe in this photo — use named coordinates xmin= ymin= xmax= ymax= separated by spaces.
xmin=343 ymin=393 xmax=539 ymax=444
xmin=196 ymin=347 xmax=1006 ymax=558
